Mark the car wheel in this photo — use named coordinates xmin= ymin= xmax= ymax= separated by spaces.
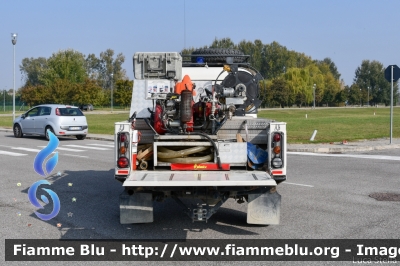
xmin=13 ymin=124 xmax=23 ymax=138
xmin=45 ymin=126 xmax=55 ymax=141
xmin=76 ymin=135 xmax=86 ymax=140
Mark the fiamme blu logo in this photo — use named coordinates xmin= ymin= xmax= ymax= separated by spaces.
xmin=28 ymin=129 xmax=61 ymax=221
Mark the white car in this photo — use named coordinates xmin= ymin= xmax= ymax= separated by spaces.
xmin=13 ymin=104 xmax=88 ymax=140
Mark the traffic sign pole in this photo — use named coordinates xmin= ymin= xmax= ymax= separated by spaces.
xmin=390 ymin=66 xmax=393 ymax=144
xmin=384 ymin=64 xmax=398 ymax=145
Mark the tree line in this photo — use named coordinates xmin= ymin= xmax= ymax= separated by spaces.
xmin=17 ymin=38 xmax=398 ymax=109
xmin=183 ymin=38 xmax=398 ymax=107
xmin=18 ymin=49 xmax=133 ymax=108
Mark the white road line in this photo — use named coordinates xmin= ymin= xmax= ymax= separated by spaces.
xmin=288 ymin=152 xmax=400 ymax=161
xmin=11 ymin=147 xmax=41 ymax=152
xmin=62 ymin=145 xmax=110 ymax=150
xmin=282 ymin=182 xmax=314 ymax=188
xmin=0 ymin=150 xmax=28 ymax=156
xmin=38 ymin=146 xmax=85 ymax=152
xmin=87 ymin=143 xmax=114 ymax=148
xmin=63 ymin=154 xmax=89 ymax=158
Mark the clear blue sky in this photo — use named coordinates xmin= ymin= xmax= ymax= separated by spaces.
xmin=0 ymin=0 xmax=398 ymax=91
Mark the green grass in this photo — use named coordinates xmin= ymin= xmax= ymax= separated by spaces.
xmin=84 ymin=113 xmax=130 ymax=134
xmin=258 ymin=107 xmax=400 ymax=143
xmin=1 ymin=108 xmax=399 ymax=143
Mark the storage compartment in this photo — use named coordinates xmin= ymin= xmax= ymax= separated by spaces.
xmin=133 ymin=52 xmax=182 ymax=80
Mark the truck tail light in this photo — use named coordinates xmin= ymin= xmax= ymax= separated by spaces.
xmin=271 ymin=132 xmax=283 ymax=168
xmin=117 ymin=132 xmax=129 ymax=168
xmin=118 ymin=157 xmax=129 ymax=168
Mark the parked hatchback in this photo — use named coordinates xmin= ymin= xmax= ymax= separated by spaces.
xmin=13 ymin=104 xmax=88 ymax=140
xmin=79 ymin=104 xmax=93 ymax=111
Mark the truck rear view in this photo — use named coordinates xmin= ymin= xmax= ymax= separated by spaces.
xmin=114 ymin=49 xmax=287 ymax=225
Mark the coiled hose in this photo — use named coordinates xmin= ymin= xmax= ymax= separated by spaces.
xmin=182 ymin=132 xmax=222 ymax=169
xmin=158 ymin=146 xmax=213 ymax=164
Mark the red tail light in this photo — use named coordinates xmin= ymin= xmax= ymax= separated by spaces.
xmin=117 ymin=157 xmax=129 ymax=168
xmin=273 ymin=133 xmax=281 ymax=142
xmin=271 ymin=132 xmax=283 ymax=169
xmin=117 ymin=132 xmax=130 ymax=169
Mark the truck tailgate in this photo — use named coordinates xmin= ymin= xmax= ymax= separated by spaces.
xmin=123 ymin=171 xmax=276 ymax=187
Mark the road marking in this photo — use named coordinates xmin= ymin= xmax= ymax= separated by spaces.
xmin=87 ymin=143 xmax=114 ymax=148
xmin=0 ymin=150 xmax=27 ymax=156
xmin=38 ymin=146 xmax=85 ymax=152
xmin=11 ymin=147 xmax=41 ymax=152
xmin=288 ymin=152 xmax=400 ymax=161
xmin=282 ymin=182 xmax=314 ymax=188
xmin=63 ymin=154 xmax=89 ymax=158
xmin=62 ymin=145 xmax=110 ymax=150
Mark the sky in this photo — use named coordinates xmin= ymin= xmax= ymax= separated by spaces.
xmin=0 ymin=0 xmax=398 ymax=91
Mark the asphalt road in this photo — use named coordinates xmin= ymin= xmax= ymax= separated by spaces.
xmin=1 ymin=131 xmax=400 ymax=266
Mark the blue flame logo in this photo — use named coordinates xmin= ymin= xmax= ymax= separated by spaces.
xmin=34 ymin=129 xmax=59 ymax=176
xmin=28 ymin=180 xmax=60 ymax=221
xmin=29 ymin=129 xmax=60 ymax=220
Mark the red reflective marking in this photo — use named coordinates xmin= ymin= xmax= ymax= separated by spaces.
xmin=118 ymin=170 xmax=129 ymax=175
xmin=272 ymin=170 xmax=283 ymax=175
xmin=132 ymin=154 xmax=137 ymax=170
xmin=171 ymin=163 xmax=230 ymax=171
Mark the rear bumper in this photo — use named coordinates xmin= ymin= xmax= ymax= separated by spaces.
xmin=56 ymin=129 xmax=87 ymax=136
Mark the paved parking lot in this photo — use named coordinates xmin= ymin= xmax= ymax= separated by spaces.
xmin=1 ymin=131 xmax=400 ymax=265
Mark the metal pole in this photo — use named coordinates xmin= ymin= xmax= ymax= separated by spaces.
xmin=390 ymin=66 xmax=393 ymax=144
xmin=111 ymin=73 xmax=113 ymax=112
xmin=3 ymin=90 xmax=5 ymax=112
xmin=367 ymin=87 xmax=369 ymax=107
xmin=313 ymin=84 xmax=316 ymax=109
xmin=13 ymin=43 xmax=15 ymax=121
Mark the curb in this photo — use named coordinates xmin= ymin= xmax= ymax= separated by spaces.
xmin=1 ymin=127 xmax=399 ymax=153
xmin=288 ymin=145 xmax=400 ymax=153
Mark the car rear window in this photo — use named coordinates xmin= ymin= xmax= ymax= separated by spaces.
xmin=58 ymin=108 xmax=84 ymax=116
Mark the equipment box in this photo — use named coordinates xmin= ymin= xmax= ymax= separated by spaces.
xmin=133 ymin=52 xmax=182 ymax=80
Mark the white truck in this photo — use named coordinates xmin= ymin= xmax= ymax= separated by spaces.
xmin=114 ymin=49 xmax=287 ymax=225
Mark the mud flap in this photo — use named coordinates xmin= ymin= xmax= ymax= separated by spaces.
xmin=120 ymin=191 xmax=153 ymax=224
xmin=247 ymin=190 xmax=281 ymax=225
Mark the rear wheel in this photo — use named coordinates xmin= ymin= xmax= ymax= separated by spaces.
xmin=45 ymin=126 xmax=55 ymax=141
xmin=13 ymin=124 xmax=23 ymax=138
xmin=76 ymin=135 xmax=86 ymax=140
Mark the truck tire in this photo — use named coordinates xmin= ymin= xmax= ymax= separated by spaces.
xmin=191 ymin=48 xmax=246 ymax=63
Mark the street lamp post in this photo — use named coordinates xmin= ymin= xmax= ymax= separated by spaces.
xmin=360 ymin=88 xmax=362 ymax=106
xmin=3 ymin=89 xmax=5 ymax=112
xmin=110 ymin=73 xmax=113 ymax=112
xmin=367 ymin=86 xmax=370 ymax=107
xmin=11 ymin=33 xmax=17 ymax=121
xmin=313 ymin=84 xmax=316 ymax=109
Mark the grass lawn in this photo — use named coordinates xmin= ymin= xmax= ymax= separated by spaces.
xmin=258 ymin=107 xmax=400 ymax=143
xmin=1 ymin=108 xmax=399 ymax=143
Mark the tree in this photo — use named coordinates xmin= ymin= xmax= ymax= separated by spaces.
xmin=346 ymin=84 xmax=362 ymax=105
xmin=86 ymin=49 xmax=127 ymax=90
xmin=210 ymin=37 xmax=236 ymax=49
xmin=72 ymin=79 xmax=103 ymax=105
xmin=114 ymin=80 xmax=133 ymax=108
xmin=353 ymin=60 xmax=397 ymax=106
xmin=315 ymin=58 xmax=341 ymax=80
xmin=267 ymin=78 xmax=292 ymax=108
xmin=40 ymin=49 xmax=88 ymax=86
xmin=20 ymin=57 xmax=48 ymax=86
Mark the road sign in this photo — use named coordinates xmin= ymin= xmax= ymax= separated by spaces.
xmin=384 ymin=65 xmax=400 ymax=82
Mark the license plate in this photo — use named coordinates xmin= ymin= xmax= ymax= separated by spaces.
xmin=69 ymin=126 xmax=81 ymax=131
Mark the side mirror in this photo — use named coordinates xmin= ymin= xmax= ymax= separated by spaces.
xmin=21 ymin=114 xmax=26 ymax=119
